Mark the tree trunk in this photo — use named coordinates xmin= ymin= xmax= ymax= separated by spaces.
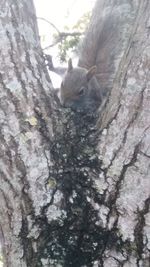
xmin=79 ymin=0 xmax=144 ymax=95
xmin=0 ymin=0 xmax=149 ymax=267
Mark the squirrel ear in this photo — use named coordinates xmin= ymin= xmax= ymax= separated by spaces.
xmin=67 ymin=58 xmax=73 ymax=72
xmin=86 ymin=66 xmax=97 ymax=81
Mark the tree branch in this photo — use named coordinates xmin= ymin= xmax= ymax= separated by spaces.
xmin=37 ymin=17 xmax=84 ymax=50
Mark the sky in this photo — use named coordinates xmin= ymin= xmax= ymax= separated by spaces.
xmin=34 ymin=0 xmax=95 ymax=29
xmin=34 ymin=0 xmax=96 ymax=50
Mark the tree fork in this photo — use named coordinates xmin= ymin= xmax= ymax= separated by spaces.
xmin=0 ymin=0 xmax=149 ymax=266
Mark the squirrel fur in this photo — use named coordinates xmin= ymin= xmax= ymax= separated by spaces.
xmin=60 ymin=59 xmax=103 ymax=111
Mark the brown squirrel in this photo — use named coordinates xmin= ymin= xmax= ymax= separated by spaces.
xmin=60 ymin=59 xmax=103 ymax=111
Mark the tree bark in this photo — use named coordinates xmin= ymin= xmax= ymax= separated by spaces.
xmin=79 ymin=0 xmax=141 ymax=95
xmin=0 ymin=0 xmax=56 ymax=266
xmin=0 ymin=0 xmax=149 ymax=267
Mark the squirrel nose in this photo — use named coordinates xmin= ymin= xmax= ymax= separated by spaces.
xmin=61 ymin=99 xmax=73 ymax=108
xmin=60 ymin=96 xmax=65 ymax=106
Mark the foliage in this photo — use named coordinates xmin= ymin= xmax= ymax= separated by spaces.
xmin=57 ymin=35 xmax=81 ymax=62
xmin=57 ymin=11 xmax=91 ymax=62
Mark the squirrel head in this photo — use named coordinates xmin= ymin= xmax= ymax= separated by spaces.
xmin=60 ymin=59 xmax=97 ymax=111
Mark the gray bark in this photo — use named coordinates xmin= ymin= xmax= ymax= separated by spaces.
xmin=79 ymin=0 xmax=141 ymax=95
xmin=0 ymin=0 xmax=149 ymax=267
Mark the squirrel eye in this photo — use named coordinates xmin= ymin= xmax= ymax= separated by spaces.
xmin=78 ymin=87 xmax=85 ymax=96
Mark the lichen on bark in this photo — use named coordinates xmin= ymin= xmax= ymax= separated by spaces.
xmin=0 ymin=0 xmax=150 ymax=267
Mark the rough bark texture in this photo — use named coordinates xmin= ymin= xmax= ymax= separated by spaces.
xmin=0 ymin=0 xmax=149 ymax=267
xmin=79 ymin=0 xmax=141 ymax=95
xmin=0 ymin=0 xmax=56 ymax=266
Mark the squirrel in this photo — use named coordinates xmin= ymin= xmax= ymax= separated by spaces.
xmin=60 ymin=59 xmax=103 ymax=111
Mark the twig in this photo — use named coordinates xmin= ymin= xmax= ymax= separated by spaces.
xmin=37 ymin=16 xmax=84 ymax=50
xmin=37 ymin=17 xmax=60 ymax=34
